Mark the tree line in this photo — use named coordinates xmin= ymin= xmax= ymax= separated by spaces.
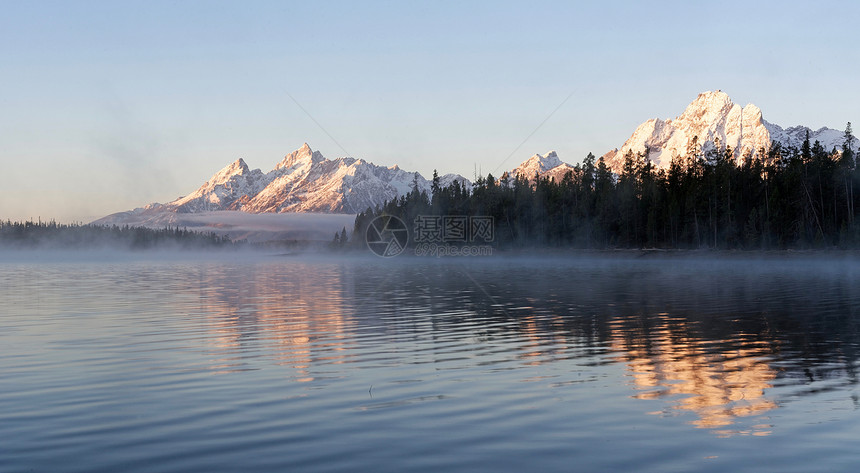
xmin=0 ymin=219 xmax=243 ymax=250
xmin=353 ymin=124 xmax=860 ymax=250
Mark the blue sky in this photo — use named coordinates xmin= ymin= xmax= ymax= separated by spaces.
xmin=2 ymin=0 xmax=858 ymax=222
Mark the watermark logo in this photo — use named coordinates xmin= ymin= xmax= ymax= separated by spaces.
xmin=413 ymin=215 xmax=494 ymax=257
xmin=365 ymin=215 xmax=409 ymax=257
xmin=365 ymin=214 xmax=495 ymax=258
xmin=414 ymin=215 xmax=494 ymax=244
xmin=413 ymin=242 xmax=494 ymax=257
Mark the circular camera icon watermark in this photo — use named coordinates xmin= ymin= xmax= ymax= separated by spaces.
xmin=365 ymin=215 xmax=409 ymax=257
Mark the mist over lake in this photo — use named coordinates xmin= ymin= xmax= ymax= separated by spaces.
xmin=6 ymin=0 xmax=860 ymax=470
xmin=2 ymin=253 xmax=859 ymax=472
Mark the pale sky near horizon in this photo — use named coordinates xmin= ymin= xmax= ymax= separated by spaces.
xmin=2 ymin=0 xmax=859 ymax=222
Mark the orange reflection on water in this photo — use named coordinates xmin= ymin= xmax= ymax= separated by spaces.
xmin=516 ymin=313 xmax=571 ymax=365
xmin=610 ymin=315 xmax=777 ymax=436
xmin=189 ymin=263 xmax=357 ymax=383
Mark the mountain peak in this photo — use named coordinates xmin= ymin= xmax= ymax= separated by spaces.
xmin=154 ymin=144 xmax=473 ymax=214
xmin=676 ymin=90 xmax=738 ymax=125
xmin=515 ymin=151 xmax=563 ymax=176
xmin=210 ymin=158 xmax=250 ymax=183
xmin=695 ymin=89 xmax=730 ymax=102
xmin=231 ymin=157 xmax=249 ymax=170
xmin=603 ymin=90 xmax=756 ymax=170
xmin=507 ymin=150 xmax=575 ymax=183
xmin=276 ymin=143 xmax=324 ymax=170
xmin=603 ymin=90 xmax=849 ymax=173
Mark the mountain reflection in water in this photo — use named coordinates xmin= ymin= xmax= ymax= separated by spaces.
xmin=3 ymin=254 xmax=860 ymax=472
xmin=180 ymin=255 xmax=859 ymax=438
xmin=610 ymin=314 xmax=778 ymax=435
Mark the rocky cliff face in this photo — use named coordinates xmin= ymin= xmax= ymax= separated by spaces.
xmin=176 ymin=143 xmax=473 ymax=214
xmin=508 ymin=151 xmax=577 ymax=182
xmin=94 ymin=143 xmax=474 ymax=225
xmin=602 ymin=90 xmax=852 ymax=172
xmin=170 ymin=158 xmax=271 ymax=213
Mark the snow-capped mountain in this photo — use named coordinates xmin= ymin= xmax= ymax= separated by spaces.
xmin=508 ymin=150 xmax=577 ymax=182
xmin=95 ymin=144 xmax=472 ymax=227
xmin=602 ymin=90 xmax=855 ymax=172
xmin=510 ymin=91 xmax=857 ymax=179
xmin=171 ymin=158 xmax=270 ymax=213
xmin=94 ymin=90 xmax=857 ymax=235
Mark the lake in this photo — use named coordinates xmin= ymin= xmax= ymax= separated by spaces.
xmin=2 ymin=252 xmax=859 ymax=472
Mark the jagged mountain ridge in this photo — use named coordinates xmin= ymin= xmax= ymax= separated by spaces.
xmin=601 ymin=90 xmax=855 ymax=172
xmin=504 ymin=91 xmax=854 ymax=181
xmin=95 ymin=144 xmax=472 ymax=226
xmin=508 ymin=151 xmax=577 ymax=182
xmin=94 ymin=91 xmax=857 ymax=231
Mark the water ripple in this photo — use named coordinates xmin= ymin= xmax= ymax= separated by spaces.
xmin=2 ymin=256 xmax=860 ymax=472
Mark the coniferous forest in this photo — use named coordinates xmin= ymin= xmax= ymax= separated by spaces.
xmin=0 ymin=220 xmax=242 ymax=250
xmin=354 ymin=127 xmax=860 ymax=250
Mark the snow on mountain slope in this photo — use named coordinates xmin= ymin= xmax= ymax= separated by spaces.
xmin=235 ymin=145 xmax=472 ymax=214
xmin=94 ymin=144 xmax=474 ymax=228
xmin=171 ymin=158 xmax=271 ymax=213
xmin=764 ymin=124 xmax=849 ymax=151
xmin=187 ymin=143 xmax=474 ymax=214
xmin=602 ymin=90 xmax=854 ymax=172
xmin=507 ymin=151 xmax=578 ymax=182
xmin=94 ymin=90 xmax=856 ymax=236
xmin=513 ymin=151 xmax=562 ymax=176
xmin=438 ymin=173 xmax=471 ymax=189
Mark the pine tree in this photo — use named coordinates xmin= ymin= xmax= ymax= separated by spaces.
xmin=841 ymin=122 xmax=856 ymax=223
xmin=802 ymin=130 xmax=812 ymax=162
xmin=843 ymin=122 xmax=855 ymax=167
xmin=412 ymin=172 xmax=421 ymax=194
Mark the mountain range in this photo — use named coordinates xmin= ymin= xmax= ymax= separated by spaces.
xmin=94 ymin=143 xmax=471 ymax=229
xmin=95 ymin=90 xmax=857 ymax=236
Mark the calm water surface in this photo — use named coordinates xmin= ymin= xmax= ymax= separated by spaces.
xmin=1 ymin=252 xmax=860 ymax=472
